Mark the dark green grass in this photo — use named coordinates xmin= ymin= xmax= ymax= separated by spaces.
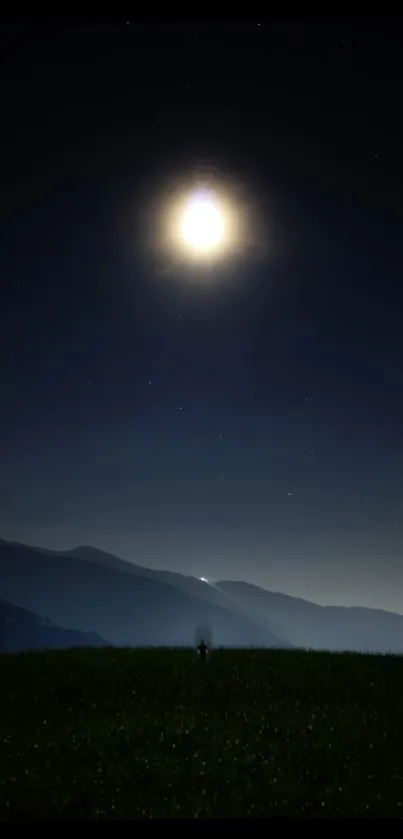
xmin=1 ymin=647 xmax=403 ymax=819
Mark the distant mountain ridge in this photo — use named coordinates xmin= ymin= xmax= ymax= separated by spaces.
xmin=215 ymin=579 xmax=403 ymax=653
xmin=0 ymin=539 xmax=286 ymax=649
xmin=65 ymin=545 xmax=403 ymax=652
xmin=1 ymin=538 xmax=403 ymax=653
xmin=0 ymin=599 xmax=108 ymax=652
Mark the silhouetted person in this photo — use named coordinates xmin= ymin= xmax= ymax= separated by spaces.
xmin=197 ymin=639 xmax=209 ymax=661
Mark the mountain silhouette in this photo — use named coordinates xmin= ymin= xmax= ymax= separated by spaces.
xmin=2 ymin=538 xmax=403 ymax=653
xmin=215 ymin=580 xmax=403 ymax=653
xmin=0 ymin=599 xmax=108 ymax=652
xmin=0 ymin=539 xmax=286 ymax=649
xmin=69 ymin=546 xmax=403 ymax=652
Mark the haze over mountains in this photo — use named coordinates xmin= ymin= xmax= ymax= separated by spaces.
xmin=1 ymin=538 xmax=403 ymax=654
xmin=0 ymin=539 xmax=283 ymax=651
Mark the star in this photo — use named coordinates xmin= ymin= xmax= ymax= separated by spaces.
xmin=286 ymin=490 xmax=292 ymax=497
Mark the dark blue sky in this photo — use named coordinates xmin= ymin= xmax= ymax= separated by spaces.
xmin=1 ymin=20 xmax=403 ymax=611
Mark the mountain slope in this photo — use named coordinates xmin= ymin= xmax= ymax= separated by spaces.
xmin=68 ymin=545 xmax=289 ymax=643
xmin=5 ymin=537 xmax=401 ymax=653
xmin=0 ymin=600 xmax=108 ymax=652
xmin=0 ymin=539 xmax=286 ymax=648
xmin=215 ymin=580 xmax=403 ymax=653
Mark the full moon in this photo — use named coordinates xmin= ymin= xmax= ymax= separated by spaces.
xmin=179 ymin=193 xmax=225 ymax=253
xmin=149 ymin=175 xmax=256 ymax=270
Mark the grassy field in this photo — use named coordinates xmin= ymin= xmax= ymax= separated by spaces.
xmin=1 ymin=647 xmax=403 ymax=819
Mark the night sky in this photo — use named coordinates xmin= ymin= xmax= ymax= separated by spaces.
xmin=2 ymin=20 xmax=403 ymax=613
